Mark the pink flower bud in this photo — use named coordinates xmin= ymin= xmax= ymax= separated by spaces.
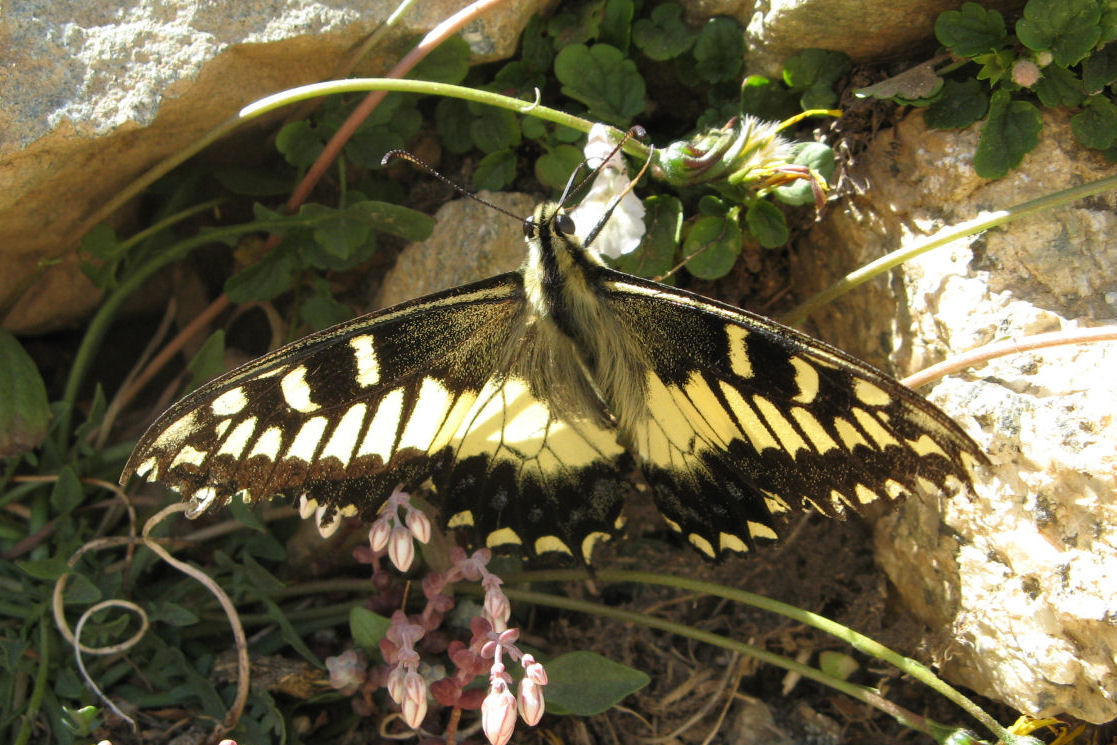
xmin=521 ymin=655 xmax=548 ymax=685
xmin=325 ymin=649 xmax=367 ymax=695
xmin=386 ymin=665 xmax=406 ymax=703
xmin=517 ymin=675 xmax=545 ymax=725
xmin=484 ymin=589 xmax=511 ymax=627
xmin=369 ymin=519 xmax=391 ymax=552
xmin=403 ymin=671 xmax=426 ymax=706
xmin=405 ymin=508 xmax=431 ymax=543
xmin=401 ymin=690 xmax=428 ymax=729
xmin=481 ymin=678 xmax=517 ymax=745
xmin=388 ymin=525 xmax=415 ymax=571
xmin=1012 ymin=59 xmax=1041 ymax=88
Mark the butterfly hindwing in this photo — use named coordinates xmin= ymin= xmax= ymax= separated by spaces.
xmin=603 ymin=270 xmax=985 ymax=557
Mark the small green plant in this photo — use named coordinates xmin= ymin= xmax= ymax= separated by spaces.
xmin=859 ymin=0 xmax=1117 ymax=178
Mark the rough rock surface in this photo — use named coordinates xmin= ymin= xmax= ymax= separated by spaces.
xmin=0 ymin=0 xmax=547 ymax=332
xmin=797 ymin=110 xmax=1117 ymax=722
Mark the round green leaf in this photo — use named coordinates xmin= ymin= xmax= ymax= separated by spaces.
xmin=470 ymin=107 xmax=522 ymax=154
xmin=746 ymin=200 xmax=789 ymax=247
xmin=632 ymin=3 xmax=694 ymax=61
xmin=350 ymin=607 xmax=391 ymax=652
xmin=1015 ymin=0 xmax=1101 ymax=67
xmin=612 ymin=195 xmax=682 ymax=278
xmin=974 ymin=90 xmax=1042 ymax=179
xmin=924 ymin=79 xmax=989 ymax=129
xmin=435 ymin=98 xmax=475 ymax=155
xmin=934 ymin=2 xmax=1007 ymax=57
xmin=535 ymin=145 xmax=584 ymax=192
xmin=473 ymin=149 xmax=517 ymax=191
xmin=554 ymin=43 xmax=647 ymax=125
xmin=1071 ymin=96 xmax=1117 ymax=149
xmin=693 ymin=17 xmax=744 ymax=83
xmin=683 ymin=214 xmax=742 ymax=279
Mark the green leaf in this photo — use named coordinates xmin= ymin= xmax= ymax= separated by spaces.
xmin=469 ymin=105 xmax=522 ymax=154
xmin=1072 ymin=95 xmax=1117 ymax=148
xmin=79 ymin=224 xmax=125 ymax=290
xmin=1082 ymin=43 xmax=1117 ymax=93
xmin=535 ymin=145 xmax=585 ymax=192
xmin=18 ymin=556 xmax=71 ymax=580
xmin=974 ymin=49 xmax=1016 ymax=85
xmin=633 ymin=3 xmax=694 ymax=61
xmin=1015 ymin=0 xmax=1101 ymax=67
xmin=300 ymin=280 xmax=353 ymax=330
xmin=544 ymin=651 xmax=650 ymax=716
xmin=350 ymin=607 xmax=391 ymax=651
xmin=185 ymin=331 xmax=226 ymax=392
xmin=473 ymin=149 xmax=517 ymax=191
xmin=819 ymin=650 xmax=859 ymax=680
xmin=740 ymin=75 xmax=798 ymax=120
xmin=1102 ymin=6 xmax=1117 ymax=44
xmin=924 ymin=78 xmax=989 ymax=128
xmin=149 ymin=601 xmax=200 ymax=626
xmin=301 ymin=203 xmax=370 ymax=259
xmin=435 ymin=98 xmax=475 ymax=154
xmin=934 ymin=2 xmax=1007 ymax=57
xmin=212 ymin=166 xmax=292 ymax=196
xmin=345 ymin=201 xmax=435 ymax=242
xmin=683 ymin=214 xmax=742 ymax=279
xmin=612 ymin=195 xmax=682 ymax=278
xmin=412 ymin=36 xmax=470 ymax=84
xmin=548 ymin=5 xmax=601 ymax=47
xmin=773 ymin=142 xmax=834 ymax=206
xmin=50 ymin=466 xmax=84 ymax=515
xmin=599 ymin=0 xmax=634 ymax=54
xmin=783 ymin=49 xmax=851 ymax=91
xmin=1033 ymin=64 xmax=1085 ymax=106
xmin=745 ymin=200 xmax=789 ymax=247
xmin=974 ymin=90 xmax=1042 ymax=179
xmin=228 ymin=497 xmax=269 ymax=533
xmin=225 ymin=246 xmax=299 ymax=303
xmin=520 ymin=14 xmax=553 ymax=72
xmin=693 ymin=17 xmax=744 ymax=83
xmin=275 ymin=120 xmax=324 ymax=169
xmin=854 ymin=63 xmax=944 ymax=105
xmin=554 ymin=43 xmax=647 ymax=125
xmin=0 ymin=330 xmax=51 ymax=457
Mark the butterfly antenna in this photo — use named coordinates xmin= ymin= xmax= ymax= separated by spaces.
xmin=581 ymin=141 xmax=655 ymax=249
xmin=558 ymin=125 xmax=648 ymax=208
xmin=381 ymin=150 xmax=523 ymax=222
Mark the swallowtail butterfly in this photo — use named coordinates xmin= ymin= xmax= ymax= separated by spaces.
xmin=121 ymin=177 xmax=986 ymax=563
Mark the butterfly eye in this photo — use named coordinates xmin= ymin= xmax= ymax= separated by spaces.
xmin=555 ymin=213 xmax=576 ymax=235
xmin=522 ymin=218 xmax=536 ymax=238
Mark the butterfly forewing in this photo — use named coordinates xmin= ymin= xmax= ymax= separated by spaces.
xmin=603 ymin=271 xmax=985 ymax=557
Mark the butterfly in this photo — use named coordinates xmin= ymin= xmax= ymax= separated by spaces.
xmin=121 ymin=163 xmax=986 ymax=564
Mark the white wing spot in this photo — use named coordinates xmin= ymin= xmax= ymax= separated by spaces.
xmin=281 ymin=366 xmax=320 ymax=413
xmin=358 ymin=388 xmax=405 ymax=463
xmin=790 ymin=407 xmax=839 ymax=453
xmin=212 ymin=387 xmax=248 ymax=416
xmin=286 ymin=416 xmax=328 ymax=461
xmin=790 ymin=357 xmax=819 ymax=403
xmin=185 ymin=486 xmax=218 ymax=518
xmin=321 ymin=403 xmax=368 ymax=465
xmin=349 ymin=335 xmax=380 ymax=387
xmin=249 ymin=426 xmax=283 ymax=460
xmin=398 ymin=378 xmax=453 ymax=452
xmin=581 ymin=531 xmax=611 ymax=563
xmin=486 ymin=527 xmax=523 ymax=548
xmin=852 ymin=407 xmax=900 ymax=449
xmin=726 ymin=325 xmax=753 ymax=378
xmin=747 ymin=521 xmax=778 ymax=540
xmin=719 ymin=532 xmax=749 ymax=553
xmin=855 ymin=483 xmax=879 ymax=504
xmin=170 ymin=445 xmax=208 ymax=470
xmin=534 ymin=536 xmax=574 ymax=557
xmin=752 ymin=396 xmax=809 ymax=456
xmin=216 ymin=417 xmax=258 ymax=459
xmin=688 ymin=533 xmax=715 ymax=557
xmin=854 ymin=379 xmax=892 ymax=407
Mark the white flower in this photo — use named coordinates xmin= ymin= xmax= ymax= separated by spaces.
xmin=570 ymin=124 xmax=646 ymax=260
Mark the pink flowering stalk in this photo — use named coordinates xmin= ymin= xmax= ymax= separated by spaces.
xmin=327 ymin=537 xmax=548 ymax=744
xmin=364 ymin=487 xmax=431 ymax=572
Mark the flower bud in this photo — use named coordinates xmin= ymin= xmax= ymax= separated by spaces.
xmin=368 ymin=519 xmax=391 ymax=552
xmin=401 ymin=690 xmax=428 ymax=729
xmin=405 ymin=507 xmax=432 ymax=544
xmin=388 ymin=525 xmax=415 ymax=571
xmin=517 ymin=675 xmax=545 ymax=726
xmin=386 ymin=665 xmax=406 ymax=703
xmin=482 ymin=678 xmax=517 ymax=745
xmin=1012 ymin=59 xmax=1041 ymax=87
xmin=484 ymin=589 xmax=511 ymax=627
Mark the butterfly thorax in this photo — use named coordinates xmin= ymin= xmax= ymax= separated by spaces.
xmin=520 ymin=202 xmax=650 ymax=435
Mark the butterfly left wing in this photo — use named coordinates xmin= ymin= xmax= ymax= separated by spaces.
xmin=602 ymin=270 xmax=987 ymax=558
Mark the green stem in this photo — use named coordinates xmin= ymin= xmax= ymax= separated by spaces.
xmin=781 ymin=174 xmax=1117 ymax=327
xmin=500 ymin=568 xmax=1013 ymax=743
xmin=54 ymin=199 xmax=223 ymax=449
xmin=14 ymin=616 xmax=50 ymax=745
